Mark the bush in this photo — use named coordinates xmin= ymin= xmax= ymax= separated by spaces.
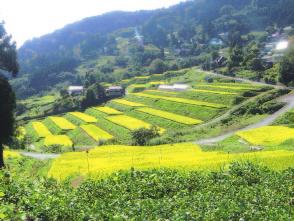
xmin=131 ymin=126 xmax=160 ymax=145
xmin=1 ymin=163 xmax=294 ymax=220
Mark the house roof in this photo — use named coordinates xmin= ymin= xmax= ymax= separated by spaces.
xmin=68 ymin=86 xmax=84 ymax=91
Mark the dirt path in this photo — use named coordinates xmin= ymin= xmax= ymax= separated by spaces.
xmin=195 ymin=93 xmax=294 ymax=145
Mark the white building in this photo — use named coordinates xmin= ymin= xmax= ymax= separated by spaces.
xmin=67 ymin=86 xmax=84 ymax=96
xmin=158 ymin=83 xmax=190 ymax=91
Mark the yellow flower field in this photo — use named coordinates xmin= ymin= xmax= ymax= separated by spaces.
xmin=106 ymin=115 xmax=165 ymax=133
xmin=94 ymin=106 xmax=122 ymax=115
xmin=148 ymin=81 xmax=166 ymax=85
xmin=145 ymin=90 xmax=178 ymax=95
xmin=4 ymin=150 xmax=21 ymax=159
xmin=137 ymin=107 xmax=203 ymax=125
xmin=131 ymin=93 xmax=226 ymax=108
xmin=237 ymin=126 xmax=294 ymax=146
xmin=49 ymin=117 xmax=76 ymax=130
xmin=81 ymin=124 xmax=113 ymax=142
xmin=32 ymin=122 xmax=52 ymax=138
xmin=190 ymin=89 xmax=237 ymax=95
xmin=69 ymin=112 xmax=97 ymax=123
xmin=48 ymin=143 xmax=294 ymax=180
xmin=44 ymin=135 xmax=73 ymax=147
xmin=196 ymin=84 xmax=255 ymax=90
xmin=134 ymin=76 xmax=149 ymax=80
xmin=112 ymin=99 xmax=146 ymax=107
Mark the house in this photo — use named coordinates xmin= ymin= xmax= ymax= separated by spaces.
xmin=158 ymin=83 xmax=190 ymax=91
xmin=214 ymin=56 xmax=227 ymax=66
xmin=67 ymin=86 xmax=84 ymax=96
xmin=105 ymin=86 xmax=125 ymax=97
xmin=209 ymin=38 xmax=224 ymax=46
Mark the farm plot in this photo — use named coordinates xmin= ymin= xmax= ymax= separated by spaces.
xmin=86 ymin=109 xmax=132 ymax=144
xmin=190 ymin=89 xmax=237 ymax=95
xmin=44 ymin=135 xmax=73 ymax=147
xmin=137 ymin=107 xmax=202 ymax=125
xmin=106 ymin=115 xmax=165 ymax=133
xmin=196 ymin=84 xmax=255 ymax=91
xmin=94 ymin=106 xmax=122 ymax=115
xmin=126 ymin=95 xmax=221 ymax=121
xmin=143 ymin=90 xmax=236 ymax=106
xmin=112 ymin=99 xmax=146 ymax=107
xmin=236 ymin=126 xmax=294 ymax=146
xmin=49 ymin=143 xmax=294 ymax=180
xmin=130 ymin=93 xmax=226 ymax=108
xmin=44 ymin=117 xmax=76 ymax=134
xmin=68 ymin=112 xmax=97 ymax=123
xmin=31 ymin=122 xmax=52 ymax=138
xmin=81 ymin=124 xmax=113 ymax=142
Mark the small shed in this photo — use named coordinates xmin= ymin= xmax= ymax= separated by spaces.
xmin=67 ymin=86 xmax=84 ymax=96
xmin=106 ymin=86 xmax=125 ymax=97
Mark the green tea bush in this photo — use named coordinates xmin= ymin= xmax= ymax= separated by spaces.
xmin=1 ymin=162 xmax=293 ymax=220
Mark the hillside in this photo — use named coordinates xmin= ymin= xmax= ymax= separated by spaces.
xmin=12 ymin=0 xmax=294 ymax=98
xmin=2 ymin=0 xmax=294 ymax=219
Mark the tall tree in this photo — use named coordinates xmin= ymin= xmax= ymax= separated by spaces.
xmin=0 ymin=21 xmax=19 ymax=168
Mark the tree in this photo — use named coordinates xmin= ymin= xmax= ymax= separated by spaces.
xmin=0 ymin=22 xmax=18 ymax=168
xmin=131 ymin=126 xmax=160 ymax=146
xmin=279 ymin=46 xmax=294 ymax=85
xmin=227 ymin=46 xmax=243 ymax=70
xmin=149 ymin=59 xmax=166 ymax=74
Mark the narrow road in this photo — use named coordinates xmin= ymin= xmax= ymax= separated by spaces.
xmin=21 ymin=152 xmax=60 ymax=160
xmin=195 ymin=93 xmax=294 ymax=145
xmin=200 ymin=69 xmax=291 ymax=89
xmin=193 ymin=90 xmax=273 ymax=130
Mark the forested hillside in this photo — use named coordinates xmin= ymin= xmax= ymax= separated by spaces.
xmin=12 ymin=0 xmax=294 ymax=98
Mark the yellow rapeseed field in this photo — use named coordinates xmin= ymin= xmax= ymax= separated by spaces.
xmin=81 ymin=124 xmax=113 ymax=142
xmin=197 ymin=84 xmax=254 ymax=90
xmin=69 ymin=112 xmax=98 ymax=123
xmin=32 ymin=122 xmax=52 ymax=138
xmin=131 ymin=93 xmax=226 ymax=108
xmin=49 ymin=117 xmax=76 ymax=130
xmin=94 ymin=106 xmax=122 ymax=115
xmin=190 ymin=89 xmax=237 ymax=95
xmin=237 ymin=126 xmax=294 ymax=146
xmin=44 ymin=135 xmax=73 ymax=147
xmin=4 ymin=150 xmax=21 ymax=159
xmin=148 ymin=81 xmax=166 ymax=85
xmin=106 ymin=115 xmax=165 ymax=133
xmin=112 ymin=99 xmax=146 ymax=107
xmin=48 ymin=143 xmax=294 ymax=180
xmin=137 ymin=107 xmax=203 ymax=125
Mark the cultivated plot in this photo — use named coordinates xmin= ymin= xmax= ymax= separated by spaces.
xmin=137 ymin=107 xmax=203 ymax=125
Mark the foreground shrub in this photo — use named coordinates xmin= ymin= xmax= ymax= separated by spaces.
xmin=1 ymin=162 xmax=293 ymax=220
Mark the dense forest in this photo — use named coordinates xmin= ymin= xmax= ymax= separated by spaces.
xmin=12 ymin=0 xmax=294 ymax=98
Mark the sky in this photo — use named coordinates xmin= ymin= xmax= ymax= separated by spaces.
xmin=1 ymin=0 xmax=186 ymax=47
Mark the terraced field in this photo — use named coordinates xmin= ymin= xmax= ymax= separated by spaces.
xmin=136 ymin=107 xmax=202 ymax=125
xmin=237 ymin=126 xmax=294 ymax=146
xmin=81 ymin=124 xmax=113 ymax=142
xmin=130 ymin=93 xmax=226 ymax=108
xmin=23 ymin=80 xmax=268 ymax=151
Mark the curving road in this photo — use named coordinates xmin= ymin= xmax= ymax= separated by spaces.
xmin=200 ymin=69 xmax=291 ymax=89
xmin=195 ymin=93 xmax=294 ymax=145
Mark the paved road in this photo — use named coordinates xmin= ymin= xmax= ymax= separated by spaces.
xmin=21 ymin=152 xmax=60 ymax=160
xmin=201 ymin=69 xmax=290 ymax=89
xmin=195 ymin=93 xmax=294 ymax=145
